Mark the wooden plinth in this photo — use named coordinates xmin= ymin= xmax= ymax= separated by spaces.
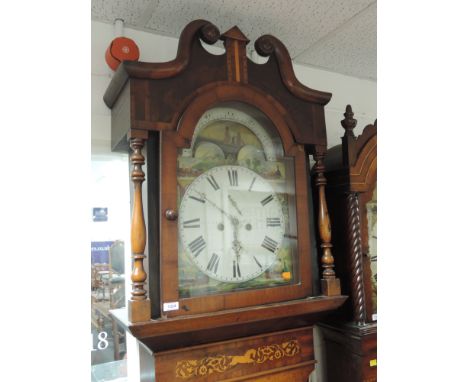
xmin=111 ymin=296 xmax=347 ymax=352
xmin=321 ymin=278 xmax=341 ymax=296
xmin=139 ymin=326 xmax=316 ymax=382
xmin=128 ymin=299 xmax=151 ymax=322
xmin=319 ymin=323 xmax=377 ymax=382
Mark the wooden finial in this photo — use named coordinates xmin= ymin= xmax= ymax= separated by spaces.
xmin=221 ymin=26 xmax=250 ymax=43
xmin=221 ymin=26 xmax=249 ymax=83
xmin=341 ymin=104 xmax=357 ymax=136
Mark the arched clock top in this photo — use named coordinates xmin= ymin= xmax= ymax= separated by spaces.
xmin=104 ymin=19 xmax=332 ymax=152
xmin=340 ymin=104 xmax=377 ymax=168
xmin=174 ymin=83 xmax=297 ymax=156
xmin=326 ymin=105 xmax=377 ymax=168
xmin=324 ymin=105 xmax=377 ymax=192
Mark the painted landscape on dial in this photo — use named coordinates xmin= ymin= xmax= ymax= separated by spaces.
xmin=177 ymin=119 xmax=296 ymax=298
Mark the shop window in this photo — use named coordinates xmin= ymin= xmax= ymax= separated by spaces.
xmin=91 ymin=155 xmax=131 ymax=382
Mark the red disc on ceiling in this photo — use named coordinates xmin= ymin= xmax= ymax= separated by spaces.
xmin=105 ymin=37 xmax=140 ymax=71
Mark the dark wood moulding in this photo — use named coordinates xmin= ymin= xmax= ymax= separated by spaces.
xmin=111 ymin=295 xmax=346 ymax=352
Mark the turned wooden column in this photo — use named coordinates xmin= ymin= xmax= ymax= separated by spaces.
xmin=312 ymin=147 xmax=341 ymax=296
xmin=128 ymin=133 xmax=151 ymax=322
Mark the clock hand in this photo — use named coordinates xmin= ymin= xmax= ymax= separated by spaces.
xmin=232 ymin=220 xmax=243 ymax=276
xmin=192 ymin=190 xmax=245 ymax=263
xmin=228 ymin=195 xmax=243 ymax=216
xmin=231 ymin=218 xmax=242 ymax=254
xmin=193 ymin=190 xmax=237 ymax=222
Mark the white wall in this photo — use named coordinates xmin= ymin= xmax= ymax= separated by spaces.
xmin=295 ymin=64 xmax=376 ymax=147
xmin=91 ymin=19 xmax=376 ymax=382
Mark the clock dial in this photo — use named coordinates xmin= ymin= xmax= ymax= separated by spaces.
xmin=179 ymin=165 xmax=285 ymax=283
xmin=177 ymin=103 xmax=299 ymax=298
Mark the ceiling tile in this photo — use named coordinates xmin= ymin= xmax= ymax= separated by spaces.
xmin=143 ymin=0 xmax=375 ymax=57
xmin=295 ymin=2 xmax=376 ymax=80
xmin=91 ymin=0 xmax=377 ymax=80
xmin=91 ymin=0 xmax=156 ymax=25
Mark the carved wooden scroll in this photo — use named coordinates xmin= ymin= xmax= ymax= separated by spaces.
xmin=254 ymin=35 xmax=331 ymax=105
xmin=128 ymin=134 xmax=151 ymax=322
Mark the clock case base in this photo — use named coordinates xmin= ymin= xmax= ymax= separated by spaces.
xmin=111 ymin=296 xmax=346 ymax=381
xmin=318 ymin=322 xmax=377 ymax=382
xmin=139 ymin=326 xmax=317 ymax=382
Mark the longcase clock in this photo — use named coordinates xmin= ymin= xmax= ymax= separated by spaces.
xmin=104 ymin=20 xmax=346 ymax=381
xmin=319 ymin=105 xmax=377 ymax=382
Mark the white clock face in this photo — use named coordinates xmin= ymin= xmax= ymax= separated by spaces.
xmin=178 ymin=165 xmax=285 ymax=283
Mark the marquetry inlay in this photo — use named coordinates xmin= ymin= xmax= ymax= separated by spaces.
xmin=175 ymin=339 xmax=301 ymax=379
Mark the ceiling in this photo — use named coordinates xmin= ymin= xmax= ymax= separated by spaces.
xmin=91 ymin=0 xmax=376 ymax=81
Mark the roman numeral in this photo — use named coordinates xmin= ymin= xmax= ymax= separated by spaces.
xmin=233 ymin=259 xmax=241 ymax=278
xmin=189 ymin=195 xmax=205 ymax=203
xmin=253 ymin=256 xmax=262 ymax=269
xmin=206 ymin=175 xmax=220 ymax=191
xmin=261 ymin=236 xmax=278 ymax=253
xmin=266 ymin=217 xmax=281 ymax=227
xmin=260 ymin=194 xmax=274 ymax=206
xmin=248 ymin=177 xmax=256 ymax=191
xmin=188 ymin=236 xmax=206 ymax=257
xmin=370 ymin=255 xmax=377 ymax=262
xmin=206 ymin=253 xmax=220 ymax=273
xmin=183 ymin=218 xmax=200 ymax=228
xmin=228 ymin=169 xmax=238 ymax=187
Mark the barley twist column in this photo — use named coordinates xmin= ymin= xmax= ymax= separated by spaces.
xmin=346 ymin=193 xmax=366 ymax=324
